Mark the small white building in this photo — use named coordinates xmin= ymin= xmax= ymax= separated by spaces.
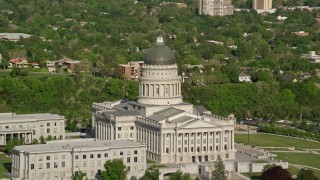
xmin=302 ymin=51 xmax=320 ymax=63
xmin=239 ymin=74 xmax=251 ymax=82
xmin=11 ymin=139 xmax=146 ymax=180
xmin=0 ymin=113 xmax=65 ymax=145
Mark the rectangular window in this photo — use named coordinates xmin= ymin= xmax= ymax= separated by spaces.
xmin=118 ymin=127 xmax=121 ymax=131
xmin=75 ymin=155 xmax=79 ymax=159
xmin=134 ymin=157 xmax=138 ymax=162
xmin=83 ymin=155 xmax=86 ymax=159
xmin=47 ymin=123 xmax=50 ymax=126
xmin=46 ymin=156 xmax=50 ymax=160
xmin=178 ymin=148 xmax=181 ymax=153
xmin=97 ymin=154 xmax=101 ymax=158
xmin=98 ymin=160 xmax=101 ymax=166
xmin=31 ymin=164 xmax=34 ymax=170
xmin=39 ymin=163 xmax=42 ymax=169
xmin=191 ymin=147 xmax=194 ymax=152
xmin=62 ymin=162 xmax=65 ymax=168
xmin=184 ymin=147 xmax=188 ymax=152
xmin=104 ymin=153 xmax=108 ymax=158
xmin=141 ymin=156 xmax=144 ymax=162
xmin=130 ymin=126 xmax=134 ymax=130
xmin=184 ymin=140 xmax=188 ymax=145
xmin=54 ymin=162 xmax=58 ymax=168
xmin=134 ymin=150 xmax=137 ymax=154
xmin=83 ymin=161 xmax=86 ymax=167
xmin=210 ymin=138 xmax=213 ymax=143
xmin=127 ymin=157 xmax=130 ymax=163
xmin=54 ymin=155 xmax=58 ymax=160
xmin=46 ymin=163 xmax=50 ymax=169
xmin=130 ymin=133 xmax=133 ymax=138
xmin=90 ymin=154 xmax=94 ymax=158
xmin=120 ymin=152 xmax=123 ymax=156
xmin=47 ymin=128 xmax=50 ymax=133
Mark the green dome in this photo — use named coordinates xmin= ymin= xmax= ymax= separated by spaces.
xmin=144 ymin=37 xmax=176 ymax=65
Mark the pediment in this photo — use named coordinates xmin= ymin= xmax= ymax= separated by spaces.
xmin=178 ymin=119 xmax=217 ymax=129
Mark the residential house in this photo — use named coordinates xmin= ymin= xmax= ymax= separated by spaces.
xmin=10 ymin=58 xmax=29 ymax=68
xmin=0 ymin=33 xmax=32 ymax=42
xmin=292 ymin=31 xmax=309 ymax=36
xmin=300 ymin=72 xmax=312 ymax=80
xmin=239 ymin=74 xmax=252 ymax=82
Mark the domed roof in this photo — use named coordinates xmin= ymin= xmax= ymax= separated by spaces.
xmin=144 ymin=36 xmax=176 ymax=65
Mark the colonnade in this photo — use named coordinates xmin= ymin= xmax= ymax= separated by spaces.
xmin=95 ymin=121 xmax=115 ymax=140
xmin=136 ymin=126 xmax=234 ymax=161
xmin=0 ymin=132 xmax=32 ymax=145
xmin=139 ymin=83 xmax=181 ymax=98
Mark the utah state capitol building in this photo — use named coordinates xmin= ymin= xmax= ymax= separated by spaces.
xmin=92 ymin=35 xmax=236 ymax=164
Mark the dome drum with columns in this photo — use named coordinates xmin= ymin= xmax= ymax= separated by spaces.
xmin=137 ymin=36 xmax=183 ymax=106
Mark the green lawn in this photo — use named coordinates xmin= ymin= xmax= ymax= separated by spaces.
xmin=0 ymin=154 xmax=12 ymax=179
xmin=274 ymin=152 xmax=320 ymax=169
xmin=235 ymin=133 xmax=320 ymax=149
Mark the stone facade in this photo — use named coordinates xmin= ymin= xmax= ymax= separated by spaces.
xmin=93 ymin=36 xmax=236 ymax=164
xmin=11 ymin=139 xmax=146 ymax=180
xmin=0 ymin=113 xmax=65 ymax=145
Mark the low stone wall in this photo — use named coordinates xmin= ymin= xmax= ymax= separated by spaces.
xmin=236 ymin=161 xmax=289 ymax=173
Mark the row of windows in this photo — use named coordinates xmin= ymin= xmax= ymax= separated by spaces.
xmin=117 ymin=126 xmax=134 ymax=131
xmin=165 ymin=145 xmax=228 ymax=153
xmin=31 ymin=161 xmax=65 ymax=170
xmin=74 ymin=150 xmax=139 ymax=160
xmin=166 ymin=138 xmax=227 ymax=146
xmin=118 ymin=133 xmax=134 ymax=138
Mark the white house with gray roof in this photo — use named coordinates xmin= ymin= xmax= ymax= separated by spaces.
xmin=92 ymin=36 xmax=236 ymax=164
xmin=0 ymin=113 xmax=65 ymax=145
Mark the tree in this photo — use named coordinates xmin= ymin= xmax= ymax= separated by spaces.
xmin=169 ymin=170 xmax=191 ymax=180
xmin=261 ymin=165 xmax=292 ymax=180
xmin=141 ymin=165 xmax=161 ymax=180
xmin=102 ymin=159 xmax=128 ymax=180
xmin=297 ymin=169 xmax=319 ymax=180
xmin=211 ymin=156 xmax=227 ymax=180
xmin=39 ymin=135 xmax=46 ymax=144
xmin=5 ymin=138 xmax=24 ymax=155
xmin=73 ymin=171 xmax=87 ymax=180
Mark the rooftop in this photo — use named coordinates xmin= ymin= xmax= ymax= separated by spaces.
xmin=0 ymin=33 xmax=32 ymax=40
xmin=13 ymin=139 xmax=145 ymax=153
xmin=147 ymin=108 xmax=185 ymax=121
xmin=0 ymin=113 xmax=64 ymax=122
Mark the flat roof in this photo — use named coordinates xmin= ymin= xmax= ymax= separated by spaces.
xmin=0 ymin=113 xmax=64 ymax=122
xmin=14 ymin=139 xmax=145 ymax=153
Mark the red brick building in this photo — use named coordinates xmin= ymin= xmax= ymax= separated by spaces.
xmin=118 ymin=61 xmax=144 ymax=80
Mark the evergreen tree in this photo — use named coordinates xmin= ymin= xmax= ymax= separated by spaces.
xmin=211 ymin=156 xmax=227 ymax=180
